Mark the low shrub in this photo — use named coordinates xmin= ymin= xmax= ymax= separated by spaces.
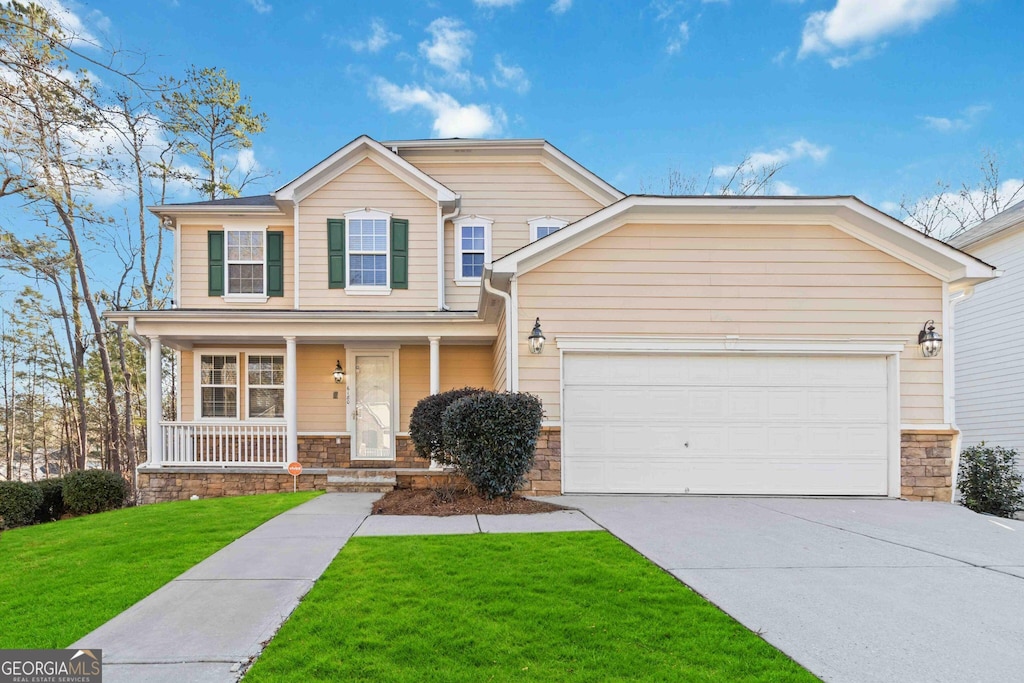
xmin=0 ymin=481 xmax=44 ymax=530
xmin=34 ymin=478 xmax=65 ymax=523
xmin=409 ymin=387 xmax=486 ymax=465
xmin=443 ymin=391 xmax=544 ymax=499
xmin=957 ymin=443 xmax=1024 ymax=518
xmin=62 ymin=469 xmax=128 ymax=515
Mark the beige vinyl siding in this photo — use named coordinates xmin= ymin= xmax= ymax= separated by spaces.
xmin=297 ymin=157 xmax=437 ymax=309
xmin=493 ymin=307 xmax=508 ymax=391
xmin=180 ymin=350 xmax=194 ymax=421
xmin=398 ymin=345 xmax=494 ymax=431
xmin=517 ymin=222 xmax=944 ymax=423
xmin=411 ymin=158 xmax=604 ymax=310
xmin=296 ymin=344 xmax=346 ymax=433
xmin=178 ymin=223 xmax=294 ymax=309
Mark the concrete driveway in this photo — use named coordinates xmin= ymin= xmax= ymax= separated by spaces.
xmin=553 ymin=496 xmax=1024 ymax=683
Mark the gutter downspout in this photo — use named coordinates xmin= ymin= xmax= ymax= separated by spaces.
xmin=947 ymin=285 xmax=977 ymax=503
xmin=482 ymin=275 xmax=513 ymax=392
xmin=439 ymin=199 xmax=461 ymax=311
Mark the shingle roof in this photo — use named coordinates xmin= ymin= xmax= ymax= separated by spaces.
xmin=163 ymin=194 xmax=278 ymax=208
xmin=950 ymin=199 xmax=1024 ymax=249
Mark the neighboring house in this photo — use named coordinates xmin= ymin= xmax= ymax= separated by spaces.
xmin=949 ymin=201 xmax=1023 ymax=456
xmin=107 ymin=135 xmax=998 ymax=504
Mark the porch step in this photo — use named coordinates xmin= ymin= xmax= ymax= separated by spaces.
xmin=326 ymin=469 xmax=396 ymax=494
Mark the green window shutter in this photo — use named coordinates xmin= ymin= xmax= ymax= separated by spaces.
xmin=208 ymin=230 xmax=225 ymax=296
xmin=327 ymin=219 xmax=346 ymax=289
xmin=266 ymin=230 xmax=284 ymax=297
xmin=390 ymin=218 xmax=409 ymax=290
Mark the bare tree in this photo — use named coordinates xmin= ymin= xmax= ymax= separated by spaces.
xmin=899 ymin=150 xmax=1024 ymax=240
xmin=641 ymin=155 xmax=785 ymax=196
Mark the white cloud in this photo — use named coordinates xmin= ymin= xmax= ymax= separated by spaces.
xmin=474 ymin=0 xmax=521 ymax=6
xmin=549 ymin=0 xmax=572 ymax=13
xmin=492 ymin=56 xmax=530 ymax=94
xmin=714 ymin=138 xmax=830 ymax=177
xmin=419 ymin=17 xmax=474 ymax=76
xmin=773 ymin=180 xmax=801 ymax=195
xmin=772 ymin=49 xmax=789 ymax=65
xmin=799 ymin=0 xmax=956 ymax=66
xmin=921 ymin=104 xmax=990 ymax=132
xmin=246 ymin=0 xmax=272 ymax=14
xmin=666 ymin=21 xmax=690 ymax=54
xmin=650 ymin=0 xmax=682 ymax=22
xmin=373 ymin=79 xmax=505 ymax=138
xmin=345 ymin=19 xmax=400 ymax=53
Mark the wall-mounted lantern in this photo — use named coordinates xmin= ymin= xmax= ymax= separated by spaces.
xmin=333 ymin=360 xmax=346 ymax=383
xmin=918 ymin=320 xmax=942 ymax=357
xmin=528 ymin=318 xmax=546 ymax=355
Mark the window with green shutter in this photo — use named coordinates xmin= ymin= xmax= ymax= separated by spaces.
xmin=327 ymin=218 xmax=346 ymax=288
xmin=208 ymin=230 xmax=225 ymax=296
xmin=390 ymin=218 xmax=409 ymax=289
xmin=267 ymin=230 xmax=284 ymax=297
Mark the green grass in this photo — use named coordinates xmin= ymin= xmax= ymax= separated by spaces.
xmin=0 ymin=491 xmax=319 ymax=649
xmin=245 ymin=532 xmax=815 ymax=682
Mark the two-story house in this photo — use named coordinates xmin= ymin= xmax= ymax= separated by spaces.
xmin=109 ymin=135 xmax=997 ymax=504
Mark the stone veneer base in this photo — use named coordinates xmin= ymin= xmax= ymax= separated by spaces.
xmin=136 ymin=427 xmax=953 ymax=504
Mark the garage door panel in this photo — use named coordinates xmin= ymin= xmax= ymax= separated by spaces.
xmin=563 ymin=352 xmax=891 ymax=496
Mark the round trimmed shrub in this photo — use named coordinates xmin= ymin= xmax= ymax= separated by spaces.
xmin=957 ymin=443 xmax=1024 ymax=518
xmin=409 ymin=387 xmax=486 ymax=465
xmin=34 ymin=477 xmax=65 ymax=523
xmin=442 ymin=391 xmax=544 ymax=499
xmin=62 ymin=469 xmax=128 ymax=515
xmin=0 ymin=481 xmax=44 ymax=530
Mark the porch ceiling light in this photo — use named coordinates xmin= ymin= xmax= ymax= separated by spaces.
xmin=918 ymin=320 xmax=942 ymax=357
xmin=528 ymin=317 xmax=546 ymax=355
xmin=333 ymin=360 xmax=346 ymax=383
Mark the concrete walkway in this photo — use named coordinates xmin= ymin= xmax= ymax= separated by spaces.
xmin=72 ymin=493 xmax=379 ymax=683
xmin=554 ymin=495 xmax=1024 ymax=683
xmin=73 ymin=497 xmax=599 ymax=682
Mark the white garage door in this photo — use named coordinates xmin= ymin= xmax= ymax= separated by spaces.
xmin=562 ymin=353 xmax=891 ymax=495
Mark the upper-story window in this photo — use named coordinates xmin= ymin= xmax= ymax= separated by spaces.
xmin=227 ymin=229 xmax=265 ymax=295
xmin=208 ymin=226 xmax=284 ymax=301
xmin=528 ymin=216 xmax=569 ymax=243
xmin=348 ymin=216 xmax=389 ymax=287
xmin=454 ymin=216 xmax=493 ymax=284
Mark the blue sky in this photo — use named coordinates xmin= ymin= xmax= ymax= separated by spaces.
xmin=54 ymin=0 xmax=1024 ymax=210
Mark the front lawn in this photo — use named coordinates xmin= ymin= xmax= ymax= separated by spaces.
xmin=245 ymin=532 xmax=814 ymax=682
xmin=0 ymin=491 xmax=319 ymax=649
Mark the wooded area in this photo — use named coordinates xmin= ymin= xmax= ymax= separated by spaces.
xmin=0 ymin=2 xmax=269 ymax=491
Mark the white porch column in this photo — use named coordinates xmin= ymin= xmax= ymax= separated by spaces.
xmin=428 ymin=336 xmax=441 ymax=395
xmin=285 ymin=336 xmax=298 ymax=465
xmin=147 ymin=336 xmax=163 ymax=466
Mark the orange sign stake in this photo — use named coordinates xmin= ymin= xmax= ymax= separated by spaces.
xmin=287 ymin=461 xmax=303 ymax=492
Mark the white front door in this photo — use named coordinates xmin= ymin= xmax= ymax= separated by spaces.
xmin=562 ymin=352 xmax=892 ymax=495
xmin=350 ymin=352 xmax=395 ymax=461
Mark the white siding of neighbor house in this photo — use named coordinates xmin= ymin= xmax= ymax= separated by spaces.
xmin=955 ymin=229 xmax=1024 ymax=452
xmin=515 ymin=221 xmax=944 ymax=423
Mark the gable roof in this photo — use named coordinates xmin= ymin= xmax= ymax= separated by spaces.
xmin=488 ymin=195 xmax=998 ymax=288
xmin=274 ymin=135 xmax=458 ymax=204
xmin=949 ymin=199 xmax=1024 ymax=250
xmin=384 ymin=138 xmax=625 ymax=206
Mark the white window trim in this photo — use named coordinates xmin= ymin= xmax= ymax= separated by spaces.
xmin=195 ymin=352 xmax=242 ymax=422
xmin=454 ymin=215 xmax=493 ymax=285
xmin=344 ymin=209 xmax=392 ymax=294
xmin=528 ymin=216 xmax=569 ymax=243
xmin=193 ymin=348 xmax=288 ymax=423
xmin=246 ymin=354 xmax=286 ymax=420
xmin=223 ymin=225 xmax=268 ymax=300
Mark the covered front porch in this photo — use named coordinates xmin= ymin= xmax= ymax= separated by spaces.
xmin=110 ymin=310 xmax=499 ymax=492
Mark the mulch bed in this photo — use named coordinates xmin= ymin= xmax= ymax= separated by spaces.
xmin=372 ymin=488 xmax=566 ymax=517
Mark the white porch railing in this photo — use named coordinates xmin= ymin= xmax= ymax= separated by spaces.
xmin=160 ymin=422 xmax=288 ymax=467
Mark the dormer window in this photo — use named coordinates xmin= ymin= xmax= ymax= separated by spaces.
xmin=454 ymin=215 xmax=493 ymax=285
xmin=529 ymin=216 xmax=569 ymax=243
